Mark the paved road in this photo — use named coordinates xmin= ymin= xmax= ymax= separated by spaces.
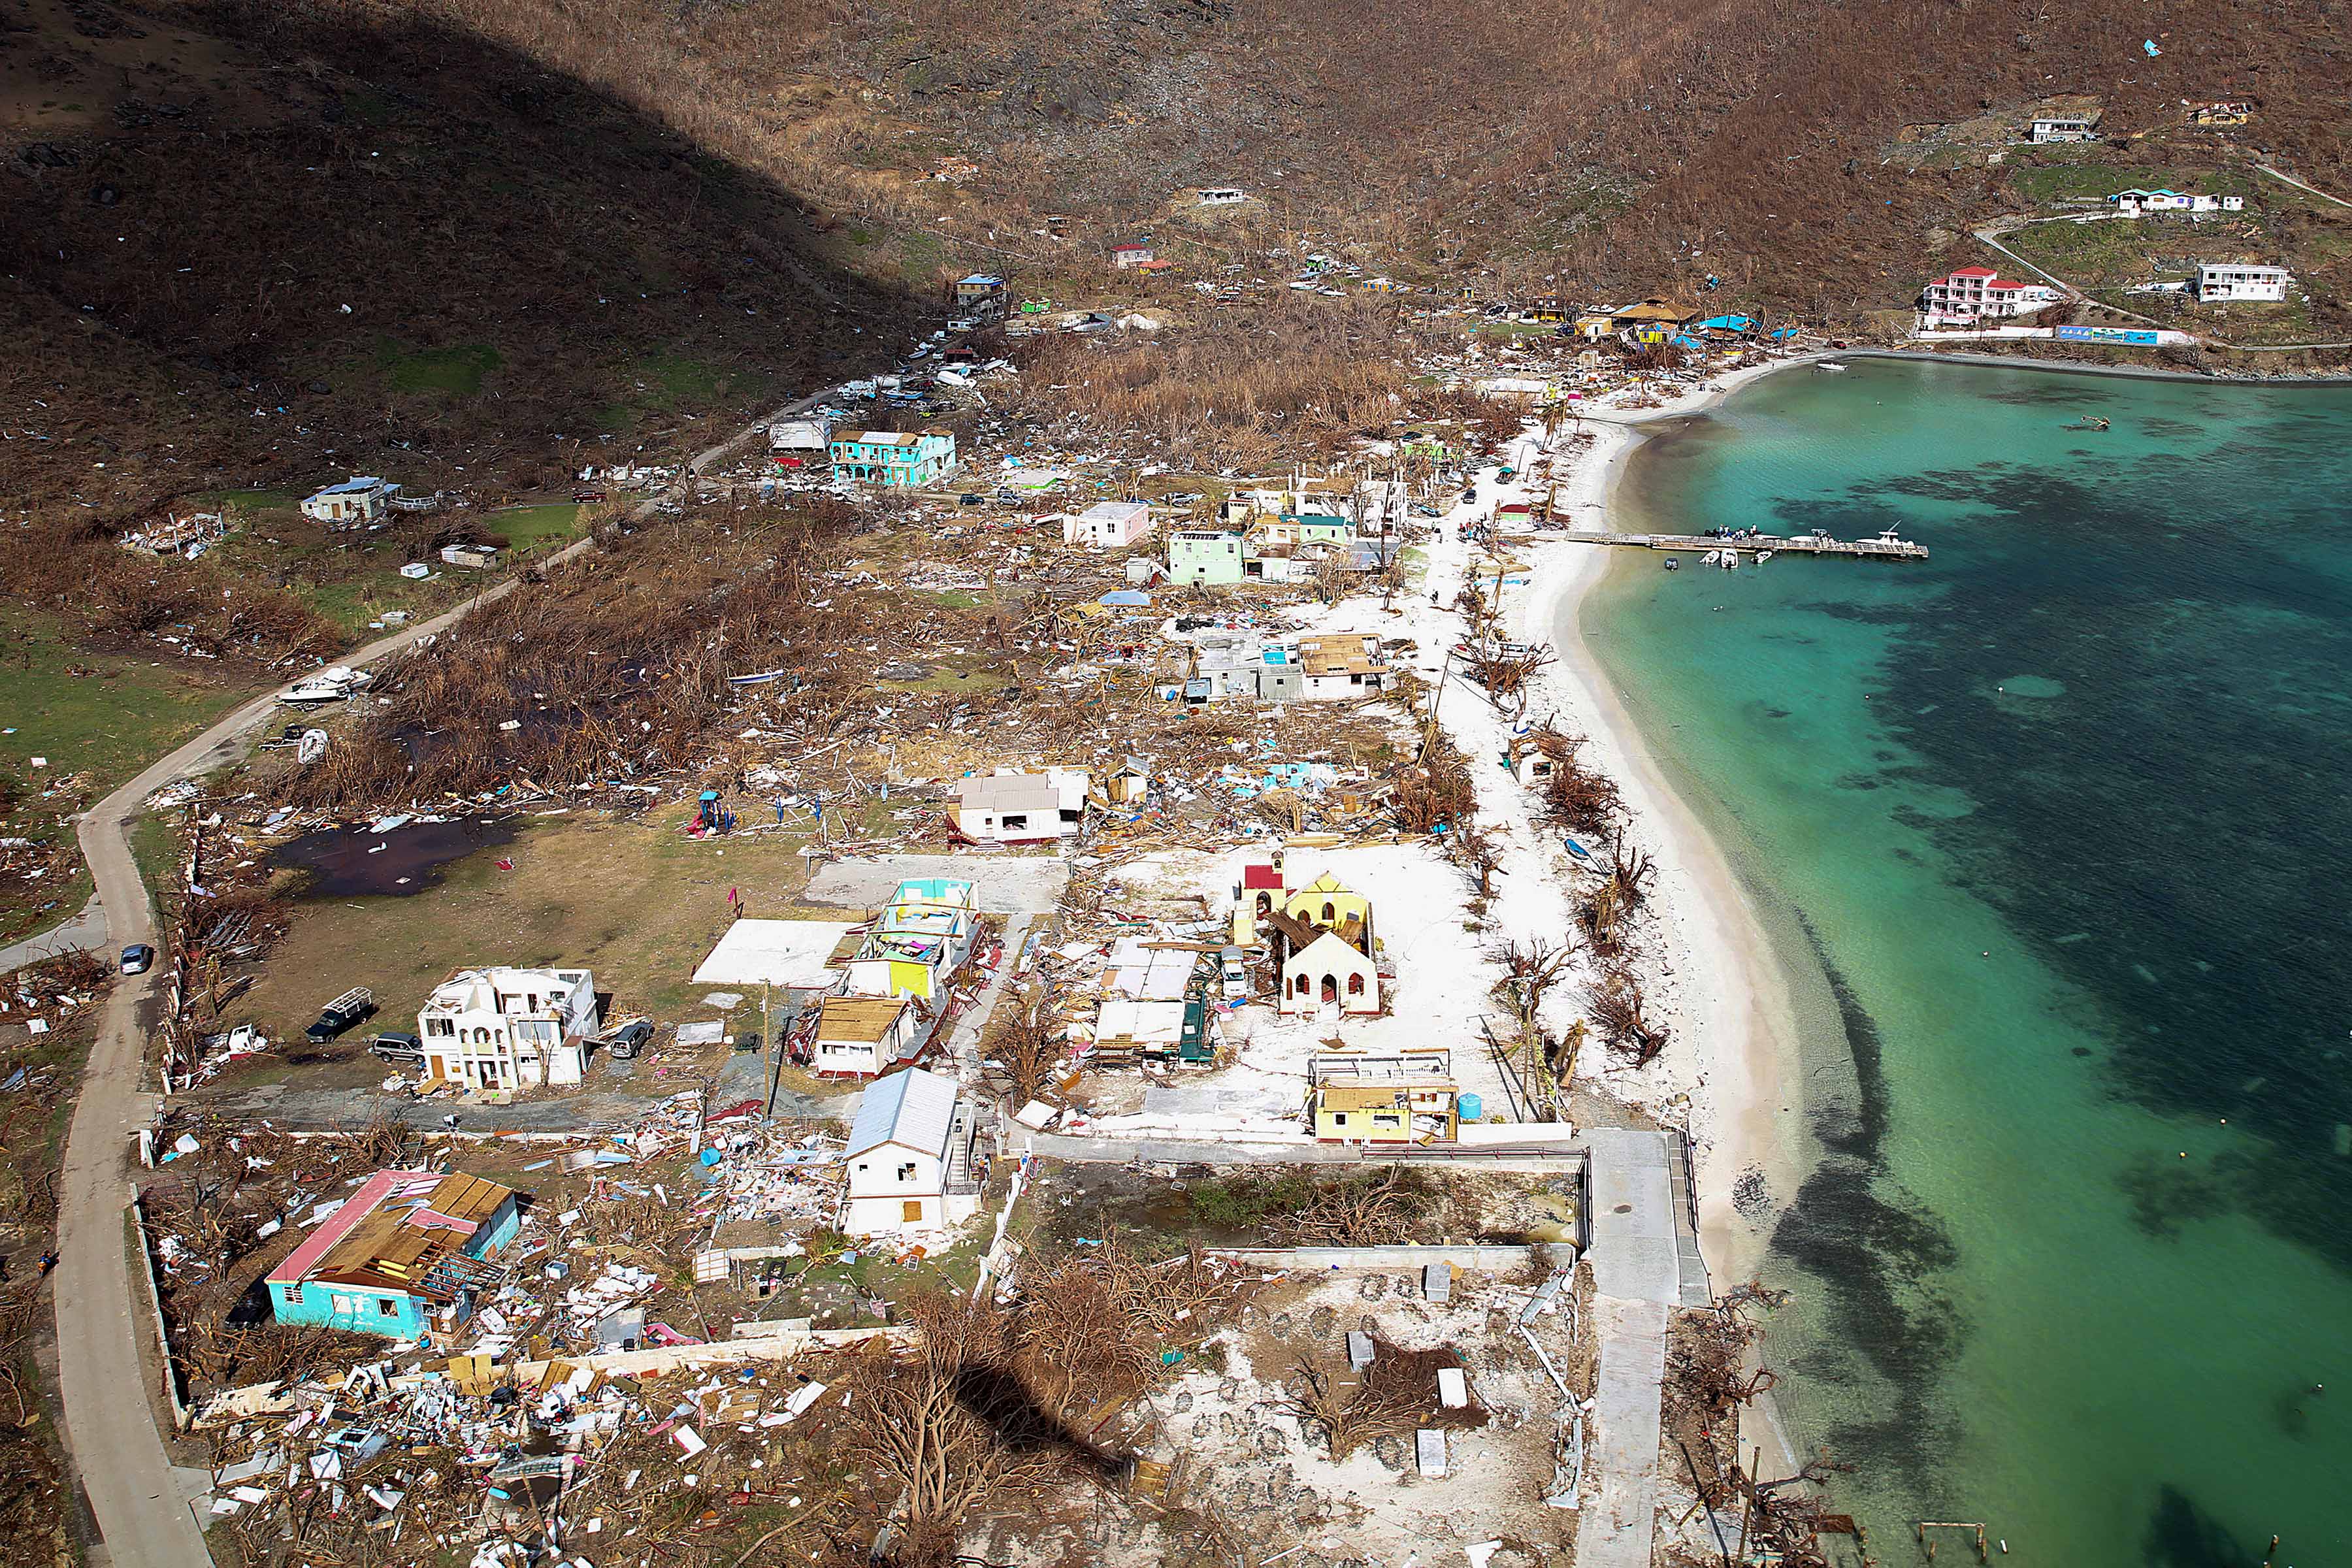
xmin=0 ymin=892 xmax=108 ymax=975
xmin=52 ymin=385 xmax=833 ymax=1566
xmin=1575 ymin=1128 xmax=1684 ymax=1568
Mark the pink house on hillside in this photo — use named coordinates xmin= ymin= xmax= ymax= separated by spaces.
xmin=1919 ymin=266 xmax=2064 ymax=326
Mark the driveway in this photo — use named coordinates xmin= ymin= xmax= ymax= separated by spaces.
xmin=802 ymin=853 xmax=1070 ymax=914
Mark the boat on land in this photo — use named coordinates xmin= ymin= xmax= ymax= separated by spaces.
xmin=281 ymin=666 xmax=369 ymax=706
xmin=1564 ymin=837 xmax=1597 ymax=868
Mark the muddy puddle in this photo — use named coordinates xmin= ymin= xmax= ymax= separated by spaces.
xmin=270 ymin=816 xmax=517 ymax=898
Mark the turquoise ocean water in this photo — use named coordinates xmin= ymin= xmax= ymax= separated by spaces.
xmin=1582 ymin=358 xmax=2352 ymax=1567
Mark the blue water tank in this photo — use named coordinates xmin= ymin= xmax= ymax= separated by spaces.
xmin=1456 ymin=1092 xmax=1484 ymax=1122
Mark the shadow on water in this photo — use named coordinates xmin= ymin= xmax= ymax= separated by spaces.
xmin=270 ymin=817 xmax=517 ymax=898
xmin=1771 ymin=917 xmax=1967 ymax=1493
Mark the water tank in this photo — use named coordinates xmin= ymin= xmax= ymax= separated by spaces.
xmin=1456 ymin=1092 xmax=1484 ymax=1122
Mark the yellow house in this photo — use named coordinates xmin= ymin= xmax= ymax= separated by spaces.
xmin=1311 ymin=1076 xmax=1459 ymax=1143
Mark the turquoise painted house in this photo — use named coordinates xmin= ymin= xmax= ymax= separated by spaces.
xmin=829 ymin=430 xmax=956 ymax=488
xmin=1168 ymin=528 xmax=1247 ymax=585
xmin=265 ymin=1169 xmax=521 ymax=1338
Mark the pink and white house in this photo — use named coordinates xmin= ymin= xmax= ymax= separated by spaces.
xmin=1919 ymin=267 xmax=2064 ymax=327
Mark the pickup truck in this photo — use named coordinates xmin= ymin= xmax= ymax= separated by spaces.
xmin=305 ymin=987 xmax=376 ymax=1043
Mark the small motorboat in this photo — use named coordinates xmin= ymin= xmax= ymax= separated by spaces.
xmin=2062 ymin=416 xmax=2111 ymax=431
xmin=1813 ymin=361 xmax=1849 ymax=373
xmin=1663 ymin=558 xmax=1680 ymax=570
xmin=1757 ymin=549 xmax=1774 ymax=563
xmin=281 ymin=665 xmax=367 ymax=705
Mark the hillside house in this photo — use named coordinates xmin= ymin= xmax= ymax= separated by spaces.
xmin=301 ymin=476 xmax=399 ymax=525
xmin=1063 ymin=500 xmax=1152 ymax=547
xmin=1169 ymin=528 xmax=1247 ymax=585
xmin=1196 ymin=187 xmax=1247 ymax=206
xmin=2197 ymin=263 xmax=2291 ymax=302
xmin=1919 ymin=267 xmax=2063 ymax=325
xmin=266 ymin=1169 xmax=520 ymax=1337
xmin=841 ymin=1068 xmax=984 ymax=1235
xmin=2028 ymin=116 xmax=2098 ymax=143
xmin=2185 ymin=99 xmax=2253 ymax=126
xmin=948 ymin=769 xmax=1089 ymax=845
xmin=417 ymin=966 xmax=599 ymax=1090
xmin=768 ymin=417 xmax=830 ymax=467
xmin=951 ymin=274 xmax=1009 ymax=321
xmin=807 ymin=995 xmax=924 ymax=1079
xmin=1113 ymin=242 xmax=1154 ymax=269
xmin=830 ymin=431 xmax=956 ymax=488
xmin=2109 ymin=189 xmax=2244 ymax=216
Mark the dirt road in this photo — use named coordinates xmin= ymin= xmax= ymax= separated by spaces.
xmin=52 ymin=387 xmax=832 ymax=1565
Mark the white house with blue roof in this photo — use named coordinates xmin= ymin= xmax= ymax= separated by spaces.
xmin=841 ymin=1066 xmax=983 ymax=1235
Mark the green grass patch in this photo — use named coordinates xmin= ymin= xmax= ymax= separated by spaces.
xmin=374 ymin=338 xmax=503 ymax=396
xmin=0 ymin=606 xmax=252 ymax=939
xmin=481 ymin=503 xmax=583 ymax=555
xmin=2006 ymin=162 xmax=2244 ymax=204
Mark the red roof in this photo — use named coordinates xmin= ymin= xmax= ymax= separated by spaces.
xmin=267 ymin=1168 xmax=426 ymax=1286
xmin=1985 ymin=280 xmax=2030 ymax=291
xmin=1113 ymin=242 xmax=1150 ymax=253
xmin=1946 ymin=267 xmax=1999 ymax=279
xmin=1242 ymin=862 xmax=1282 ymax=890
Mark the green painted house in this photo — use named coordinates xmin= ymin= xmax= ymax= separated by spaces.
xmin=1169 ymin=529 xmax=1247 ymax=585
xmin=830 ymin=430 xmax=956 ymax=488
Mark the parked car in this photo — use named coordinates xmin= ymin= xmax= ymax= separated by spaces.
xmin=733 ymin=1030 xmax=762 ymax=1054
xmin=602 ymin=1018 xmax=655 ymax=1060
xmin=119 ymin=943 xmax=154 ymax=975
xmin=368 ymin=1032 xmax=425 ymax=1066
xmin=305 ymin=987 xmax=376 ymax=1043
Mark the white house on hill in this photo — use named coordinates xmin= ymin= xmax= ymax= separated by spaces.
xmin=841 ymin=1067 xmax=983 ymax=1235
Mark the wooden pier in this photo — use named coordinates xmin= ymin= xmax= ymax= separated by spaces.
xmin=1565 ymin=532 xmax=1929 ymax=561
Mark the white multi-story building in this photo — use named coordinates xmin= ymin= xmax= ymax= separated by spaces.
xmin=2028 ymin=117 xmax=2098 ymax=144
xmin=2196 ymin=263 xmax=2291 ymax=302
xmin=417 ymin=966 xmax=599 ymax=1090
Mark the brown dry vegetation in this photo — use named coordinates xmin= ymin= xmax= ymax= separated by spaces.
xmin=312 ymin=0 xmax=2352 ymax=319
xmin=1007 ymin=296 xmax=1443 ymax=471
xmin=275 ymin=497 xmax=858 ymax=809
xmin=0 ymin=0 xmax=913 ymax=525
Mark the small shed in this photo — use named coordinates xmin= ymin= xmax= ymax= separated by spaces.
xmin=1106 ymin=758 xmax=1151 ymax=805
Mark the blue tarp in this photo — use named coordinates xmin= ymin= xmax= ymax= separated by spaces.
xmin=1100 ymin=590 xmax=1152 ymax=607
xmin=1697 ymin=314 xmax=1755 ymax=332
